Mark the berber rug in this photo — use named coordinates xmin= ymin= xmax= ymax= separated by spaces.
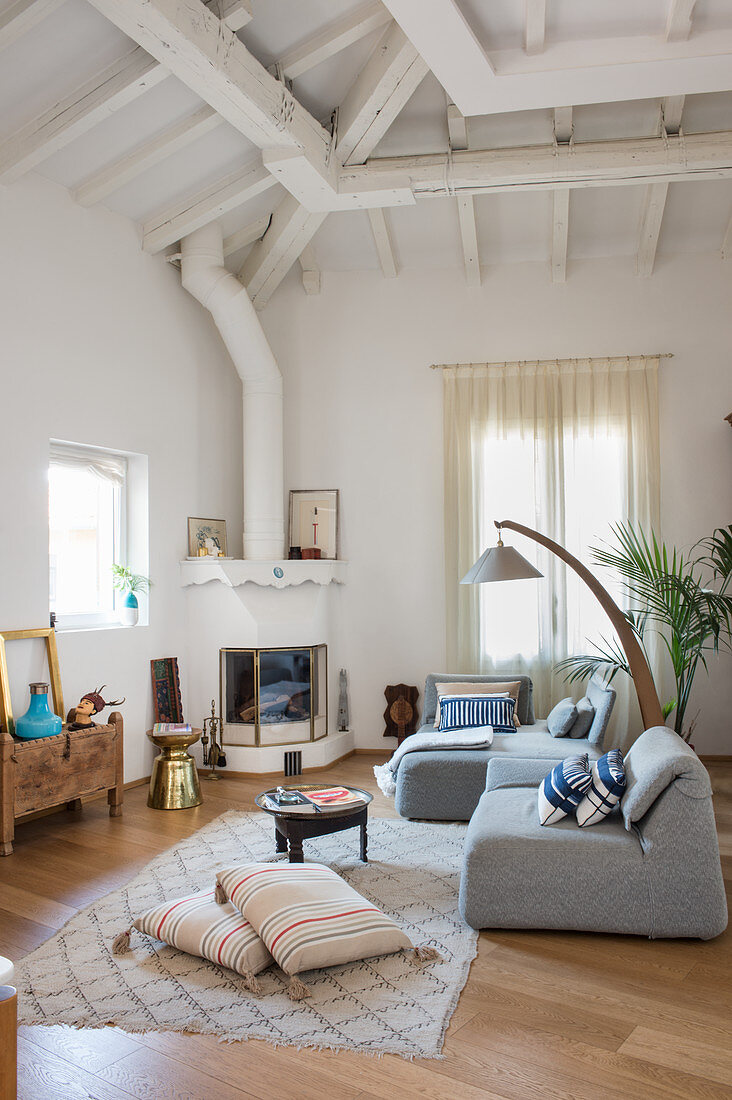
xmin=16 ymin=812 xmax=478 ymax=1059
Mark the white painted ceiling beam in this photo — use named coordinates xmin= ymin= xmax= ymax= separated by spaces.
xmin=143 ymin=160 xmax=278 ymax=253
xmin=74 ymin=106 xmax=221 ymax=207
xmin=344 ymin=130 xmax=732 ymax=198
xmin=0 ymin=49 xmax=168 ymax=184
xmin=367 ymin=207 xmax=398 ymax=277
xmin=524 ymin=0 xmax=546 ymax=56
xmin=0 ymin=0 xmax=64 ymax=53
xmin=239 ymin=194 xmax=327 ymax=309
xmin=336 ymin=21 xmax=429 ymax=166
xmin=661 ymin=95 xmax=685 ymax=135
xmin=84 ymin=0 xmax=335 ymax=197
xmin=223 ymin=215 xmax=271 ymax=258
xmin=665 ymin=0 xmax=697 ymax=42
xmin=553 ymin=106 xmax=573 ymax=144
xmin=381 ymin=0 xmax=732 ymax=116
xmin=636 ymin=181 xmax=670 ymax=276
xmin=271 ymin=1 xmax=391 ymax=81
xmin=551 ymin=188 xmax=569 ymax=283
xmin=379 ymin=0 xmax=494 ymax=117
xmin=298 ymin=244 xmax=321 ymax=295
xmin=215 ymin=0 xmax=253 ymax=32
xmin=447 ymin=102 xmax=480 ymax=286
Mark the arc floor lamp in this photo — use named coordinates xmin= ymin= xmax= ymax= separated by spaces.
xmin=461 ymin=519 xmax=665 ymax=731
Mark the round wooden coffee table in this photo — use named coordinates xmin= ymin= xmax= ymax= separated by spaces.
xmin=255 ymin=784 xmax=373 ymax=863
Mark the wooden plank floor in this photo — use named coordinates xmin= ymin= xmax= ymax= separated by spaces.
xmin=2 ymin=754 xmax=731 ymax=1099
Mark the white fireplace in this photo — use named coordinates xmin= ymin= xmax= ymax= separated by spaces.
xmin=181 ymin=559 xmax=351 ymax=774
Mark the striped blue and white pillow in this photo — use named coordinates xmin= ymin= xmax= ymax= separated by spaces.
xmin=575 ymin=750 xmax=626 ymax=827
xmin=538 ymin=754 xmax=592 ymax=825
xmin=438 ymin=694 xmax=516 ymax=733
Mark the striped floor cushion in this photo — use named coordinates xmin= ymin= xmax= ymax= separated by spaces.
xmin=216 ymin=863 xmax=413 ymax=978
xmin=128 ymin=891 xmax=272 ymax=981
xmin=538 ymin=754 xmax=592 ymax=825
xmin=576 ymin=749 xmax=626 ymax=827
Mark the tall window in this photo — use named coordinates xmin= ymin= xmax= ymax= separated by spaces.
xmin=49 ymin=442 xmax=127 ymax=629
xmin=443 ymin=357 xmax=660 ymax=727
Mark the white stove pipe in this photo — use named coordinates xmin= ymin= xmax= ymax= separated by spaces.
xmin=180 ymin=223 xmax=284 ymax=560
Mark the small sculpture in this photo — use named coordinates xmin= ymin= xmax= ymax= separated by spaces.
xmin=68 ymin=686 xmax=125 ymax=731
xmin=338 ymin=669 xmax=349 ymax=731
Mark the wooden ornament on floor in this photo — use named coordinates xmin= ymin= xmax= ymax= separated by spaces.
xmin=383 ymin=684 xmax=420 ymax=745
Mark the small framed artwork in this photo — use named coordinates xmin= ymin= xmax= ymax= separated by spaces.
xmin=188 ymin=517 xmax=228 ymax=558
xmin=289 ymin=490 xmax=339 ymax=560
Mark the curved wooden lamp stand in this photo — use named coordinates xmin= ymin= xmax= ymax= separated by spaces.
xmin=497 ymin=519 xmax=665 ymax=731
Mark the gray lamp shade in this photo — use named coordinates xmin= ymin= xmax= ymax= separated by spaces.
xmin=461 ymin=545 xmax=544 ymax=584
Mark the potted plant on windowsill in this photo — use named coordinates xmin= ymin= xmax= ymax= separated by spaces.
xmin=112 ymin=565 xmax=151 ymax=627
xmin=556 ymin=524 xmax=732 ymax=744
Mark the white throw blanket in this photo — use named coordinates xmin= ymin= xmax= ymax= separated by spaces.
xmin=374 ymin=726 xmax=493 ymax=797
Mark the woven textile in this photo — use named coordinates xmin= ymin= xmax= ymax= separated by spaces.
xmin=16 ymin=812 xmax=477 ymax=1059
xmin=132 ymin=891 xmax=272 ymax=977
xmin=217 ymin=862 xmax=412 ymax=975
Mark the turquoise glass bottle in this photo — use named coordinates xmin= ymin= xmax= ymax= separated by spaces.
xmin=15 ymin=682 xmax=62 ymax=740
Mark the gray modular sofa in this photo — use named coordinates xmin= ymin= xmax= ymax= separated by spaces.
xmin=459 ymin=726 xmax=728 ymax=939
xmin=395 ymin=673 xmax=616 ymax=821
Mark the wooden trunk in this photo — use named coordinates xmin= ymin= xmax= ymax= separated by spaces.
xmin=0 ymin=711 xmax=123 ymax=855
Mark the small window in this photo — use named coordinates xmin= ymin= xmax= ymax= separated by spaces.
xmin=49 ymin=442 xmax=131 ymax=630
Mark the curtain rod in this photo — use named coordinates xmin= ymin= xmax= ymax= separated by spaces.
xmin=430 ymin=353 xmax=674 ymax=370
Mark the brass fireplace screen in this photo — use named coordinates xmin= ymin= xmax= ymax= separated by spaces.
xmin=220 ymin=644 xmax=327 ymax=746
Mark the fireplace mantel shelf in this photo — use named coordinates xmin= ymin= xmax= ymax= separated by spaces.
xmin=179 ymin=559 xmax=348 ymax=590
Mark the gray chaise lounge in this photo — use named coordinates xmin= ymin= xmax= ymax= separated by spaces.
xmin=395 ymin=673 xmax=616 ymax=821
xmin=459 ymin=726 xmax=728 ymax=939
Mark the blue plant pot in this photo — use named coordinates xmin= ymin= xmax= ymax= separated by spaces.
xmin=15 ymin=683 xmax=62 ymax=740
xmin=120 ymin=590 xmax=139 ymax=626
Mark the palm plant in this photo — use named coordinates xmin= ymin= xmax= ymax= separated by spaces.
xmin=556 ymin=524 xmax=732 ymax=740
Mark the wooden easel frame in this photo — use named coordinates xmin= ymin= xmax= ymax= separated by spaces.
xmin=0 ymin=628 xmax=64 ymax=736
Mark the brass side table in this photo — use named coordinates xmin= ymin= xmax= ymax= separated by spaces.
xmin=146 ymin=727 xmax=202 ymax=810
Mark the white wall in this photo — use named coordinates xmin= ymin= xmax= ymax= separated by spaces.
xmin=0 ymin=176 xmax=243 ymax=782
xmin=262 ymin=253 xmax=732 ymax=754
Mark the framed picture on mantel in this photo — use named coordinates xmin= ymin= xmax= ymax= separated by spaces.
xmin=289 ymin=490 xmax=339 ymax=560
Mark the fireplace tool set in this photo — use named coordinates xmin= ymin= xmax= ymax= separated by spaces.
xmin=201 ymin=699 xmax=226 ymax=779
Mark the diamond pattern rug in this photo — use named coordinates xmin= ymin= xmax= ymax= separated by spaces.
xmin=16 ymin=812 xmax=477 ymax=1059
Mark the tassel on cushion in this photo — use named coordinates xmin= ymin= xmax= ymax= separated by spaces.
xmin=287 ymin=974 xmax=311 ymax=1001
xmin=214 ymin=883 xmax=227 ymax=904
xmin=241 ymin=970 xmax=262 ymax=996
xmin=408 ymin=945 xmax=442 ymax=965
xmin=112 ymin=928 xmax=133 ymax=955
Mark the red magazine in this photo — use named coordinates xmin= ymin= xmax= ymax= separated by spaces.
xmin=307 ymin=787 xmax=363 ymax=807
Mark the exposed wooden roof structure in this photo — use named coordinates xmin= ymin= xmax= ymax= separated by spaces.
xmin=2 ymin=0 xmax=732 ymax=306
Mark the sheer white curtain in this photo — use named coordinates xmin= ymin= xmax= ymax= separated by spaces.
xmin=444 ymin=356 xmax=660 ymax=738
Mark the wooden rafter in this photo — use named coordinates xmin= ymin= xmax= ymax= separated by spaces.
xmin=524 ymin=0 xmax=546 ymax=55
xmin=447 ymin=103 xmax=480 ymax=286
xmin=239 ymin=194 xmax=326 ymax=309
xmin=0 ymin=0 xmax=64 ymax=53
xmin=222 ymin=216 xmax=271 ymax=258
xmin=272 ymin=1 xmax=391 ymax=81
xmin=661 ymin=95 xmax=685 ymax=134
xmin=0 ymin=49 xmax=168 ymax=185
xmin=298 ymin=244 xmax=321 ymax=295
xmin=143 ymin=161 xmax=278 ymax=253
xmin=666 ymin=0 xmax=697 ymax=43
xmin=335 ymin=20 xmax=429 ymax=166
xmin=636 ymin=181 xmax=670 ymax=277
xmin=75 ymin=107 xmax=221 ymax=207
xmin=367 ymin=208 xmax=398 ymax=277
xmin=342 ymin=130 xmax=732 ymax=198
xmin=84 ymin=0 xmax=335 ymax=199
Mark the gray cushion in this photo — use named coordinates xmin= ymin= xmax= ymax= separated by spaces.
xmin=585 ymin=677 xmax=616 ymax=746
xmin=570 ymin=695 xmax=595 ymax=738
xmin=423 ymin=673 xmax=535 ymax=726
xmin=621 ymin=726 xmax=712 ymax=828
xmin=547 ymin=697 xmax=577 ymax=737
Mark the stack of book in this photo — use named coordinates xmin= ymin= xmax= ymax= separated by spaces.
xmin=152 ymin=723 xmax=192 ymax=734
